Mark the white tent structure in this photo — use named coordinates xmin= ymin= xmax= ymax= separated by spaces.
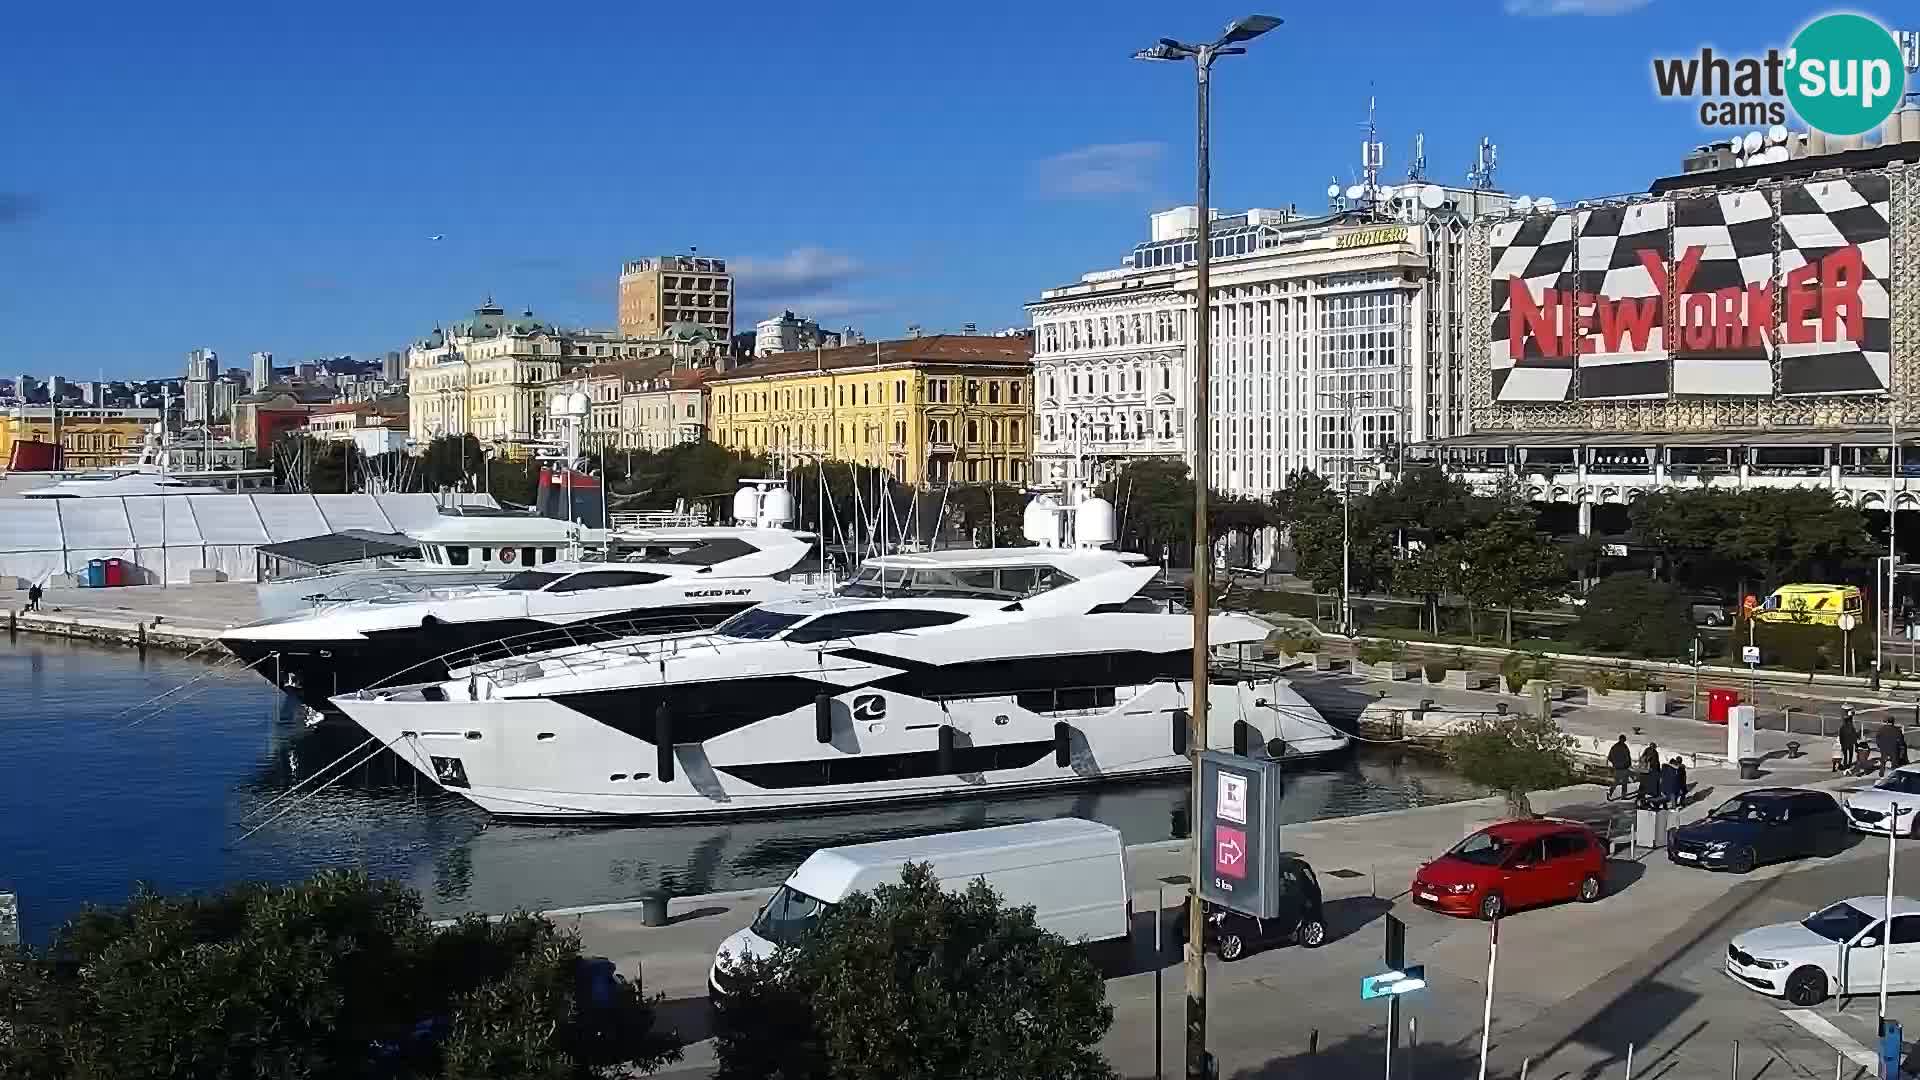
xmin=0 ymin=493 xmax=498 ymax=586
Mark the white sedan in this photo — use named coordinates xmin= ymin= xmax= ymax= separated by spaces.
xmin=1845 ymin=767 xmax=1920 ymax=836
xmin=1726 ymin=896 xmax=1920 ymax=1006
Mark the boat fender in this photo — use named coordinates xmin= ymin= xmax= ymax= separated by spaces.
xmin=814 ymin=694 xmax=832 ymax=744
xmin=654 ymin=703 xmax=674 ymax=783
xmin=938 ymin=725 xmax=956 ymax=773
xmin=1054 ymin=722 xmax=1072 ymax=768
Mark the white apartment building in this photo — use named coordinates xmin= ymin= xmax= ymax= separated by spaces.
xmin=753 ymin=310 xmax=843 ymax=357
xmin=1028 ymin=190 xmax=1505 ymax=497
xmin=251 ymin=351 xmax=273 ymax=391
xmin=184 ymin=348 xmax=216 ymax=426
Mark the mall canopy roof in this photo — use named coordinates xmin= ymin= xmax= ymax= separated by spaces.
xmin=1415 ymin=427 xmax=1909 ymax=450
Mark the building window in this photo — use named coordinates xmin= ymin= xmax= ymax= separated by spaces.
xmin=1010 ymin=420 xmax=1022 ymax=443
xmin=966 ymin=419 xmax=979 ymax=443
xmin=896 ymin=379 xmax=906 ymax=403
xmin=1011 ymin=382 xmax=1022 ymax=405
xmin=988 ymin=382 xmax=1001 ymax=404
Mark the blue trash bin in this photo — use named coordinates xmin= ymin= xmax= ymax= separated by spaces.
xmin=86 ymin=559 xmax=105 ymax=588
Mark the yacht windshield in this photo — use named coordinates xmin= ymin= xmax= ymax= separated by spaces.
xmin=715 ymin=608 xmax=808 ymax=640
xmin=836 ymin=563 xmax=1078 ymax=600
xmin=496 ymin=571 xmax=567 ymax=592
xmin=750 ymin=884 xmax=830 ymax=946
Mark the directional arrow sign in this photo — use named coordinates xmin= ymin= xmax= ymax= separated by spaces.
xmin=1361 ymin=964 xmax=1427 ymax=1000
xmin=1213 ymin=826 xmax=1248 ymax=880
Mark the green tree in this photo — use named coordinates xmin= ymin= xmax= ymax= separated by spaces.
xmin=422 ymin=434 xmax=487 ymax=490
xmin=0 ymin=870 xmax=679 ymax=1080
xmin=713 ymin=864 xmax=1115 ymax=1080
xmin=1458 ymin=498 xmax=1571 ymax=644
xmin=1571 ymin=574 xmax=1695 ymax=658
xmin=943 ymin=483 xmax=1025 ymax=547
xmin=1097 ymin=459 xmax=1193 ymax=564
xmin=1392 ymin=542 xmax=1458 ymax=634
xmin=1444 ymin=711 xmax=1582 ymax=817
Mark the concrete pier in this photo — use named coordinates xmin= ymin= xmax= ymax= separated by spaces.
xmin=3 ymin=581 xmax=257 ymax=654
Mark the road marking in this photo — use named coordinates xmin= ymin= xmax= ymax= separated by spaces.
xmin=1781 ymin=1008 xmax=1879 ymax=1069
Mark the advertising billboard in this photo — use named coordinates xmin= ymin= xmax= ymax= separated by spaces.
xmin=1485 ymin=173 xmax=1894 ymax=404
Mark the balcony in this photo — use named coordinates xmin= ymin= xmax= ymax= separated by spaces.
xmin=928 ymin=440 xmax=957 ymax=455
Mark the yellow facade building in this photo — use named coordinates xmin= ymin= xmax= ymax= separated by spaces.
xmin=0 ymin=406 xmax=158 ymax=470
xmin=708 ymin=335 xmax=1033 ymax=486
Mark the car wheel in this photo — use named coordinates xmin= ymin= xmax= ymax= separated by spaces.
xmin=1729 ymin=846 xmax=1757 ymax=874
xmin=1298 ymin=919 xmax=1327 ymax=948
xmin=1218 ymin=932 xmax=1246 ymax=962
xmin=1785 ymin=966 xmax=1830 ymax=1007
xmin=1577 ymin=874 xmax=1603 ymax=903
xmin=1479 ymin=893 xmax=1504 ymax=920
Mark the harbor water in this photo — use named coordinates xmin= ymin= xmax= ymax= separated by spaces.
xmin=0 ymin=635 xmax=1486 ymax=943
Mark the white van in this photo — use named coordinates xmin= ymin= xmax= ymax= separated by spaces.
xmin=709 ymin=818 xmax=1131 ymax=996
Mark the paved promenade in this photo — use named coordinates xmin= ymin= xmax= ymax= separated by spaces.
xmin=555 ymin=763 xmax=1916 ymax=1079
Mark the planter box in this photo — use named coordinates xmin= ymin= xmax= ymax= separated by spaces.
xmin=1293 ymin=652 xmax=1334 ymax=671
xmin=188 ymin=568 xmax=227 ymax=584
xmin=1442 ymin=668 xmax=1484 ymax=691
xmin=1521 ymin=679 xmax=1557 ymax=700
xmin=1353 ymin=659 xmax=1407 ymax=681
xmin=1642 ymin=690 xmax=1669 ymax=716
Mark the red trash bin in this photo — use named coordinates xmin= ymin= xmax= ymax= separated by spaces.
xmin=1706 ymin=688 xmax=1739 ymax=725
xmin=104 ymin=558 xmax=126 ymax=587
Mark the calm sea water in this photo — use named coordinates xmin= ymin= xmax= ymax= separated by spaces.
xmin=0 ymin=635 xmax=1484 ymax=943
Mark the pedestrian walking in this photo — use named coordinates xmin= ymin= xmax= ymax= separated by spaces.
xmin=1839 ymin=708 xmax=1860 ymax=774
xmin=1876 ymin=719 xmax=1903 ymax=777
xmin=24 ymin=582 xmax=41 ymax=613
xmin=1662 ymin=756 xmax=1687 ymax=807
xmin=1607 ymin=735 xmax=1634 ymax=800
xmin=1639 ymin=741 xmax=1661 ymax=775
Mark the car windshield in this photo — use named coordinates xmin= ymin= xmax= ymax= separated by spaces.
xmin=1709 ymin=797 xmax=1786 ymax=824
xmin=1877 ymin=771 xmax=1920 ymax=795
xmin=749 ymin=884 xmax=830 ymax=946
xmin=1803 ymin=902 xmax=1875 ymax=942
xmin=714 ymin=609 xmax=807 ymax=640
xmin=1446 ymin=831 xmax=1514 ymax=866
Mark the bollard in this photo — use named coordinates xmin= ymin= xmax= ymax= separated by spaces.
xmin=1731 ymin=1040 xmax=1739 ymax=1080
xmin=1625 ymin=1042 xmax=1634 ymax=1080
xmin=1309 ymin=1029 xmax=1319 ymax=1057
xmin=639 ymin=891 xmax=669 ymax=927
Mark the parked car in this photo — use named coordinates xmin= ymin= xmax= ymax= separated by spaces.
xmin=1845 ymin=767 xmax=1920 ymax=836
xmin=1690 ymin=595 xmax=1730 ymax=627
xmin=1177 ymin=855 xmax=1326 ymax=961
xmin=1727 ymin=896 xmax=1920 ymax=1006
xmin=1411 ymin=819 xmax=1606 ymax=920
xmin=1668 ymin=789 xmax=1850 ymax=872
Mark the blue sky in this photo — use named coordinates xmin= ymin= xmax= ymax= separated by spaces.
xmin=0 ymin=0 xmax=1906 ymax=380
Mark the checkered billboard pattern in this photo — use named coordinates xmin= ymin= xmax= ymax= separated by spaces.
xmin=1670 ymin=190 xmax=1775 ymax=396
xmin=1488 ymin=212 xmax=1577 ymax=402
xmin=1777 ymin=175 xmax=1892 ymax=395
xmin=1483 ymin=173 xmax=1896 ymax=404
xmin=1574 ymin=201 xmax=1668 ymax=399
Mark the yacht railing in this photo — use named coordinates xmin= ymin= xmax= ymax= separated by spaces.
xmin=364 ymin=610 xmax=729 ymax=694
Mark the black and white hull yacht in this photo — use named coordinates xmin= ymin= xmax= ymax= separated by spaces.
xmin=223 ymin=488 xmax=820 ymax=713
xmin=331 ymin=492 xmax=1348 ymax=820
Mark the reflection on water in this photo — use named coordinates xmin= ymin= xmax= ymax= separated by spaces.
xmin=0 ymin=635 xmax=1482 ymax=941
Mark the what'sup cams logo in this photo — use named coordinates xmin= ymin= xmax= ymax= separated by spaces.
xmin=1652 ymin=14 xmax=1915 ymax=135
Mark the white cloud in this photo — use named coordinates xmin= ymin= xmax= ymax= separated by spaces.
xmin=732 ymin=247 xmax=878 ymax=324
xmin=1504 ymin=0 xmax=1649 ymax=14
xmin=1032 ymin=142 xmax=1166 ymax=198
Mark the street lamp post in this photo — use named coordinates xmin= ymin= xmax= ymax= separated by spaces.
xmin=1135 ymin=16 xmax=1281 ymax=1080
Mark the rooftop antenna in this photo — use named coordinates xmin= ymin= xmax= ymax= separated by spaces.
xmin=1326 ymin=179 xmax=1345 ymax=213
xmin=1359 ymin=96 xmax=1386 ymax=204
xmin=1468 ymin=137 xmax=1499 ymax=191
xmin=1406 ymin=131 xmax=1428 ymax=183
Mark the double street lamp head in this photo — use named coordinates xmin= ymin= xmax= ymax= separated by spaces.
xmin=1132 ymin=14 xmax=1281 ymax=61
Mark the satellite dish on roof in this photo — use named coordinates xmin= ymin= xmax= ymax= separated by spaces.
xmin=1345 ymin=184 xmax=1367 ymax=200
xmin=1763 ymin=145 xmax=1790 ymax=163
xmin=1742 ymin=130 xmax=1764 ymax=154
xmin=1375 ymin=184 xmax=1396 ymax=202
xmin=1514 ymin=196 xmax=1534 ymax=212
xmin=1535 ymin=197 xmax=1556 ymax=212
xmin=1326 ymin=183 xmax=1342 ymax=198
xmin=1766 ymin=124 xmax=1789 ymax=144
xmin=1419 ymin=184 xmax=1445 ymax=210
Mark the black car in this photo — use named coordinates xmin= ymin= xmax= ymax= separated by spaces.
xmin=1667 ymin=788 xmax=1850 ymax=873
xmin=1178 ymin=855 xmax=1326 ymax=961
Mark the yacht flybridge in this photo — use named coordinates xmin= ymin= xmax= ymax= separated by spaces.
xmin=223 ymin=484 xmax=820 ymax=713
xmin=330 ymin=489 xmax=1349 ymax=820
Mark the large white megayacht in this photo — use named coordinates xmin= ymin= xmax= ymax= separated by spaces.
xmin=331 ymin=490 xmax=1349 ymax=820
xmin=224 ymin=483 xmax=820 ymax=713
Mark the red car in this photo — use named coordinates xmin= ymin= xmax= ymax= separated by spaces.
xmin=1410 ymin=819 xmax=1607 ymax=919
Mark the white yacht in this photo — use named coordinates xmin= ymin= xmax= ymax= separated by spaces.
xmin=224 ymin=488 xmax=821 ymax=713
xmin=330 ymin=492 xmax=1348 ymax=820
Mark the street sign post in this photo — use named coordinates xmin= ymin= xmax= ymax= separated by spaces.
xmin=1198 ymin=750 xmax=1286 ymax=919
xmin=1361 ymin=965 xmax=1427 ymax=1000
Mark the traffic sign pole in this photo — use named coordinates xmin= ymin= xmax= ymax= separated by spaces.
xmin=1385 ymin=916 xmax=1405 ymax=1080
